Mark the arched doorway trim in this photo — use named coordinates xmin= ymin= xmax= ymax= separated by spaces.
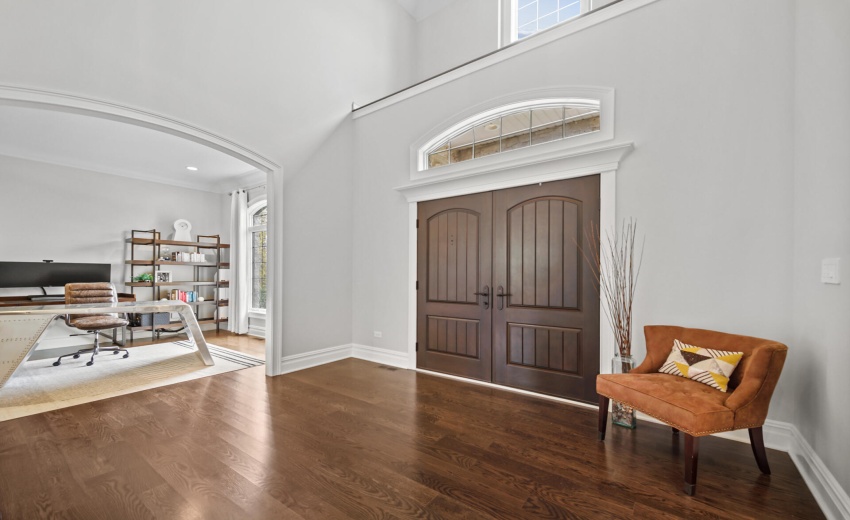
xmin=0 ymin=84 xmax=285 ymax=376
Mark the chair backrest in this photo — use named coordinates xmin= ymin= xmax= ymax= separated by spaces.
xmin=64 ymin=283 xmax=118 ymax=326
xmin=65 ymin=282 xmax=118 ymax=304
xmin=642 ymin=325 xmax=787 ymax=390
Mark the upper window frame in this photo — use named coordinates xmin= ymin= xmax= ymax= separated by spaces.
xmin=411 ymin=88 xmax=615 ymax=181
xmin=506 ymin=0 xmax=591 ymax=43
xmin=509 ymin=0 xmax=592 ymax=43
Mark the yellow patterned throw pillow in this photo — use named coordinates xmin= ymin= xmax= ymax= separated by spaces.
xmin=658 ymin=339 xmax=744 ymax=392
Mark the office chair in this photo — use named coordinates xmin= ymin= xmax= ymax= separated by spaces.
xmin=53 ymin=283 xmax=130 ymax=367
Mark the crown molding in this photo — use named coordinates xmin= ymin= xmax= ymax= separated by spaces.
xmin=395 ymin=140 xmax=633 ymax=202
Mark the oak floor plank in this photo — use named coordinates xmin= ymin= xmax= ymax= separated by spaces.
xmin=139 ymin=482 xmax=206 ymax=520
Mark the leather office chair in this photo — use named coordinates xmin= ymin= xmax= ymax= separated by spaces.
xmin=53 ymin=283 xmax=130 ymax=367
xmin=596 ymin=326 xmax=787 ymax=495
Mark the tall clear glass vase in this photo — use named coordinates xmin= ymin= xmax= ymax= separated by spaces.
xmin=611 ymin=355 xmax=637 ymax=429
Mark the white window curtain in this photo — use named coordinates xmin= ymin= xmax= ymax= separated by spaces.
xmin=228 ymin=190 xmax=250 ymax=334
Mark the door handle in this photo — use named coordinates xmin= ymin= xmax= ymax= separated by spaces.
xmin=474 ymin=285 xmax=490 ymax=309
xmin=496 ymin=286 xmax=512 ymax=310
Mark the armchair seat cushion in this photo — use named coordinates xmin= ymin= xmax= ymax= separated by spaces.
xmin=597 ymin=373 xmax=734 ymax=436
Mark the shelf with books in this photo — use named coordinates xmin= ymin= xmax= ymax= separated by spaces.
xmin=127 ymin=317 xmax=228 ymax=332
xmin=125 ymin=229 xmax=229 ymax=340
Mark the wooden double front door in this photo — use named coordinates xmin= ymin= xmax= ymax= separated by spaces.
xmin=416 ymin=176 xmax=600 ymax=403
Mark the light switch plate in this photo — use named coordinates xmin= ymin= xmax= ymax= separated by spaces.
xmin=821 ymin=258 xmax=840 ymax=284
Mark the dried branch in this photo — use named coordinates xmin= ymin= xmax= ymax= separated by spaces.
xmin=579 ymin=219 xmax=644 ymax=357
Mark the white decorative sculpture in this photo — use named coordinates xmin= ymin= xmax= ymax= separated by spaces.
xmin=173 ymin=219 xmax=192 ymax=241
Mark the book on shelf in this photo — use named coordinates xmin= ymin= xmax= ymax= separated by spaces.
xmin=169 ymin=290 xmax=201 ymax=303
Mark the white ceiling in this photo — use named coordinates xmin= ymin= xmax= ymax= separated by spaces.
xmin=395 ymin=0 xmax=459 ymax=21
xmin=0 ymin=105 xmax=257 ymax=193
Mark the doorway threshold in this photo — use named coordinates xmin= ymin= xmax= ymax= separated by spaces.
xmin=415 ymin=367 xmax=597 ymax=410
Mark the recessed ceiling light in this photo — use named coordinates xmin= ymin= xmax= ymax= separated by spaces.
xmin=186 ymin=166 xmax=198 ymax=171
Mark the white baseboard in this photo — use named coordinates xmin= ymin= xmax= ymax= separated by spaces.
xmin=280 ymin=345 xmax=848 ymax=519
xmin=785 ymin=423 xmax=850 ymax=520
xmin=247 ymin=325 xmax=266 ymax=338
xmin=279 ymin=344 xmax=410 ymax=375
xmin=279 ymin=344 xmax=352 ymax=374
xmin=351 ymin=344 xmax=410 ymax=369
xmin=634 ymin=413 xmax=793 ymax=451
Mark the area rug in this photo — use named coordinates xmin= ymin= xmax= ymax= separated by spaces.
xmin=0 ymin=340 xmax=264 ymax=422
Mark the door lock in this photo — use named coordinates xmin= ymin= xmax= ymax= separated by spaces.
xmin=496 ymin=285 xmax=512 ymax=310
xmin=474 ymin=285 xmax=490 ymax=309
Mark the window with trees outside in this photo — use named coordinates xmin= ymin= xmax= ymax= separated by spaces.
xmin=248 ymin=203 xmax=267 ymax=310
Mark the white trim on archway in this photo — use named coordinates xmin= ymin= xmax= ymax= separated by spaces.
xmin=0 ymin=85 xmax=285 ymax=376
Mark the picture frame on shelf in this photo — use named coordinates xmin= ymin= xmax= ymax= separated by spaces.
xmin=155 ymin=271 xmax=172 ymax=283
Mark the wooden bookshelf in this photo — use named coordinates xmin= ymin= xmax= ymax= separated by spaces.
xmin=125 ymin=229 xmax=229 ymax=340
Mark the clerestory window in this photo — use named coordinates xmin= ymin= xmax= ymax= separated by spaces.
xmin=514 ymin=0 xmax=590 ymax=41
xmin=422 ymin=99 xmax=601 ymax=171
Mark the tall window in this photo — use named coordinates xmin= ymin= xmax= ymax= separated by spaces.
xmin=248 ymin=204 xmax=267 ymax=310
xmin=515 ymin=0 xmax=585 ymax=40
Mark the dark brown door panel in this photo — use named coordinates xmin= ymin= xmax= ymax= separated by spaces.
xmin=417 ymin=192 xmax=492 ymax=381
xmin=493 ymin=177 xmax=600 ymax=402
xmin=417 ymin=176 xmax=599 ymax=402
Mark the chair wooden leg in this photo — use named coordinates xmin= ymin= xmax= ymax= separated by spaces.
xmin=598 ymin=395 xmax=609 ymax=441
xmin=749 ymin=427 xmax=771 ymax=475
xmin=684 ymin=434 xmax=700 ymax=495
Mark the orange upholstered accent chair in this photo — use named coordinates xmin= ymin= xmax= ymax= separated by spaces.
xmin=596 ymin=326 xmax=788 ymax=495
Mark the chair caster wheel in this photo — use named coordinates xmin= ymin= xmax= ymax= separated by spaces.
xmin=86 ymin=361 xmax=94 ymax=366
xmin=53 ymin=361 xmax=61 ymax=366
xmin=113 ymin=351 xmax=119 ymax=355
xmin=73 ymin=354 xmax=80 ymax=359
xmin=123 ymin=353 xmax=129 ymax=358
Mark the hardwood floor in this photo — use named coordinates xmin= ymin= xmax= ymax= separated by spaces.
xmin=125 ymin=329 xmax=266 ymax=359
xmin=0 ymin=357 xmax=823 ymax=519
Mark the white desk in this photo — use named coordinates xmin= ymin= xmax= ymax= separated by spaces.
xmin=0 ymin=301 xmax=214 ymax=389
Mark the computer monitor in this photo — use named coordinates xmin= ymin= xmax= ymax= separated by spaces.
xmin=0 ymin=262 xmax=111 ymax=288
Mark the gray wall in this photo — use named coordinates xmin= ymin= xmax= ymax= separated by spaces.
xmin=353 ymin=0 xmax=850 ymax=495
xmin=281 ymin=118 xmax=354 ymax=354
xmin=414 ymin=0 xmax=499 ymax=80
xmin=793 ymin=0 xmax=850 ymax=492
xmin=0 ymin=154 xmax=228 ymax=291
xmin=352 ymin=0 xmax=796 ymax=414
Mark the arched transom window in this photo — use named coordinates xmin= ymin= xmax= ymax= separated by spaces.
xmin=422 ymin=99 xmax=601 ymax=171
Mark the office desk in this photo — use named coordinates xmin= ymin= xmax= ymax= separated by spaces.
xmin=0 ymin=300 xmax=214 ymax=389
xmin=0 ymin=293 xmax=137 ymax=308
